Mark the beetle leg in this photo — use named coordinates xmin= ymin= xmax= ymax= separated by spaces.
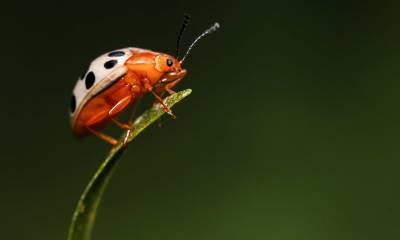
xmin=85 ymin=112 xmax=118 ymax=145
xmin=164 ymin=83 xmax=177 ymax=95
xmin=149 ymin=89 xmax=176 ymax=118
xmin=153 ymin=91 xmax=165 ymax=105
xmin=164 ymin=87 xmax=176 ymax=95
xmin=143 ymin=79 xmax=176 ymax=118
xmin=86 ymin=109 xmax=109 ymax=126
xmin=126 ymin=95 xmax=142 ymax=125
xmin=87 ymin=127 xmax=118 ymax=145
xmin=122 ymin=96 xmax=143 ymax=146
xmin=110 ymin=118 xmax=130 ymax=129
xmin=154 ymin=79 xmax=180 ymax=95
xmin=152 ymin=92 xmax=165 ymax=128
xmin=164 ymin=78 xmax=183 ymax=95
xmin=107 ymin=95 xmax=132 ymax=140
xmin=108 ymin=95 xmax=133 ymax=129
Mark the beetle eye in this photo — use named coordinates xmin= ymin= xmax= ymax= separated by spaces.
xmin=166 ymin=58 xmax=173 ymax=67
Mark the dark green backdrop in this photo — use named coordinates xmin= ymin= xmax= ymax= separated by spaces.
xmin=1 ymin=1 xmax=399 ymax=239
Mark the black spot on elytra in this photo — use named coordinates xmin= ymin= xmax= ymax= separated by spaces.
xmin=108 ymin=51 xmax=125 ymax=57
xmin=70 ymin=94 xmax=76 ymax=112
xmin=104 ymin=59 xmax=117 ymax=69
xmin=85 ymin=71 xmax=95 ymax=89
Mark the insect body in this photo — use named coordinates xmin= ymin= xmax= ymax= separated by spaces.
xmin=70 ymin=17 xmax=219 ymax=145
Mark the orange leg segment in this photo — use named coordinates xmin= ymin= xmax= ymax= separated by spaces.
xmin=142 ymin=78 xmax=175 ymax=118
xmin=85 ymin=109 xmax=108 ymax=126
xmin=84 ymin=95 xmax=135 ymax=145
xmin=109 ymin=95 xmax=132 ymax=130
xmin=85 ymin=96 xmax=133 ymax=129
xmin=87 ymin=127 xmax=118 ymax=145
xmin=149 ymin=89 xmax=176 ymax=118
xmin=162 ymin=78 xmax=183 ymax=95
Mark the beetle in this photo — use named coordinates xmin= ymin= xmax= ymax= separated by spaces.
xmin=70 ymin=15 xmax=220 ymax=145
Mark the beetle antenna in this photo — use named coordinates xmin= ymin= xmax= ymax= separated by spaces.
xmin=176 ymin=13 xmax=191 ymax=58
xmin=180 ymin=22 xmax=220 ymax=64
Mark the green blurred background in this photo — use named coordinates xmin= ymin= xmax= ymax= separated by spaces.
xmin=1 ymin=0 xmax=399 ymax=239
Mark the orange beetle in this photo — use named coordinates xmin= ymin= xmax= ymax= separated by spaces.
xmin=70 ymin=16 xmax=220 ymax=145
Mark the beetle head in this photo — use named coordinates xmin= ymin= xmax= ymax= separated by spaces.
xmin=154 ymin=54 xmax=187 ymax=87
xmin=155 ymin=54 xmax=182 ymax=73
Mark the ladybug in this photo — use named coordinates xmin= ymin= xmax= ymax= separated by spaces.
xmin=70 ymin=16 xmax=220 ymax=145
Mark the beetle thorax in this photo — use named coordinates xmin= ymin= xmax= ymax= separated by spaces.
xmin=125 ymin=52 xmax=164 ymax=85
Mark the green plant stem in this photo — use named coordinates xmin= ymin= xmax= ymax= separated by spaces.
xmin=67 ymin=89 xmax=192 ymax=240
